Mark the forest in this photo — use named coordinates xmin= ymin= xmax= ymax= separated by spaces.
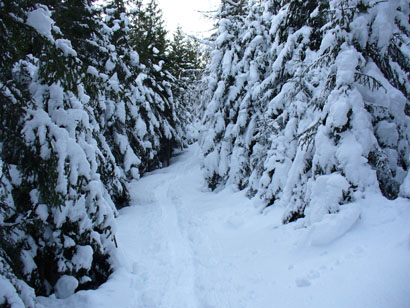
xmin=0 ymin=0 xmax=409 ymax=307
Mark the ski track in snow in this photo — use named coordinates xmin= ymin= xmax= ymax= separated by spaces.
xmin=38 ymin=144 xmax=410 ymax=308
xmin=157 ymin=174 xmax=198 ymax=308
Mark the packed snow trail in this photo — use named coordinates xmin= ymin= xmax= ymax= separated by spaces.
xmin=39 ymin=144 xmax=410 ymax=308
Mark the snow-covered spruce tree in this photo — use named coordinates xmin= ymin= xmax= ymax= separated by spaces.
xmin=168 ymin=27 xmax=192 ymax=94
xmin=273 ymin=0 xmax=410 ymax=224
xmin=94 ymin=0 xmax=146 ymax=207
xmin=47 ymin=0 xmax=131 ymax=210
xmin=1 ymin=4 xmax=40 ymax=306
xmin=129 ymin=0 xmax=185 ymax=168
xmin=248 ymin=0 xmax=338 ymax=216
xmin=0 ymin=1 xmax=117 ymax=304
xmin=199 ymin=0 xmax=251 ymax=190
xmin=1 ymin=0 xmax=189 ymax=304
xmin=168 ymin=27 xmax=205 ymax=142
xmin=200 ymin=0 xmax=410 ymax=224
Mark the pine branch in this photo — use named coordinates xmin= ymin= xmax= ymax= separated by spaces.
xmin=327 ymin=0 xmax=388 ymax=13
xmin=354 ymin=72 xmax=387 ymax=93
xmin=187 ymin=35 xmax=215 ymax=48
xmin=224 ymin=0 xmax=240 ymax=7
xmin=301 ymin=52 xmax=332 ymax=76
xmin=196 ymin=9 xmax=219 ymax=14
xmin=295 ymin=117 xmax=322 ymax=149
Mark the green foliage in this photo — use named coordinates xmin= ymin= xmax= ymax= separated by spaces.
xmin=0 ymin=0 xmax=196 ymax=304
xmin=129 ymin=0 xmax=168 ymax=66
xmin=0 ymin=0 xmax=115 ymax=302
xmin=200 ymin=0 xmax=410 ymax=227
xmin=168 ymin=26 xmax=205 ymax=128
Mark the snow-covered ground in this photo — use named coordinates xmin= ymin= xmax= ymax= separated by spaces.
xmin=39 ymin=144 xmax=410 ymax=308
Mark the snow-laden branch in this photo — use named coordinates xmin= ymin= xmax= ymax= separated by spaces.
xmin=187 ymin=35 xmax=216 ymax=48
xmin=224 ymin=0 xmax=240 ymax=7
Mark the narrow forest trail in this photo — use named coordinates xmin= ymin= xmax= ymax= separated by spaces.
xmin=118 ymin=144 xmax=240 ymax=308
xmin=39 ymin=143 xmax=410 ymax=308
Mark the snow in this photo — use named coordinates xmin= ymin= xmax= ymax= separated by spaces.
xmin=376 ymin=120 xmax=399 ymax=147
xmin=26 ymin=7 xmax=54 ymax=42
xmin=87 ymin=66 xmax=99 ymax=77
xmin=54 ymin=275 xmax=78 ymax=299
xmin=72 ymin=246 xmax=93 ymax=271
xmin=55 ymin=39 xmax=77 ymax=57
xmin=20 ymin=250 xmax=37 ymax=276
xmin=401 ymin=171 xmax=410 ymax=198
xmin=38 ymin=144 xmax=410 ymax=308
xmin=0 ymin=277 xmax=25 ymax=308
xmin=136 ymin=117 xmax=147 ymax=139
xmin=305 ymin=173 xmax=350 ymax=224
xmin=108 ymin=73 xmax=121 ymax=93
xmin=111 ymin=23 xmax=120 ymax=32
xmin=350 ymin=16 xmax=369 ymax=49
xmin=335 ymin=46 xmax=359 ymax=87
xmin=130 ymin=51 xmax=140 ymax=66
xmin=63 ymin=236 xmax=76 ymax=248
xmin=8 ymin=165 xmax=21 ymax=185
xmin=327 ymin=95 xmax=350 ymax=128
xmin=370 ymin=1 xmax=394 ymax=52
xmin=105 ymin=59 xmax=115 ymax=72
xmin=35 ymin=204 xmax=48 ymax=222
xmin=307 ymin=203 xmax=361 ymax=246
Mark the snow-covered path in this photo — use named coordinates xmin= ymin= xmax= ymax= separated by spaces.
xmin=40 ymin=144 xmax=410 ymax=308
xmin=125 ymin=169 xmax=200 ymax=308
xmin=119 ymin=145 xmax=239 ymax=308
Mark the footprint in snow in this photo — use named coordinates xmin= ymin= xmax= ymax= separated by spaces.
xmin=132 ymin=262 xmax=138 ymax=275
xmin=295 ymin=278 xmax=311 ymax=287
xmin=307 ymin=270 xmax=320 ymax=280
xmin=295 ymin=270 xmax=320 ymax=288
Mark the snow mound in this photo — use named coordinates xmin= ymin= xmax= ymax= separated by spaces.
xmin=305 ymin=173 xmax=350 ymax=224
xmin=55 ymin=275 xmax=78 ymax=299
xmin=308 ymin=203 xmax=361 ymax=246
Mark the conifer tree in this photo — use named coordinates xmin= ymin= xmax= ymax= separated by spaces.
xmin=0 ymin=0 xmax=191 ymax=304
xmin=0 ymin=2 xmax=41 ymax=305
xmin=130 ymin=0 xmax=168 ymax=65
xmin=46 ymin=0 xmax=131 ymax=208
xmin=97 ymin=0 xmax=144 ymax=207
xmin=0 ymin=1 xmax=117 ymax=304
xmin=129 ymin=0 xmax=185 ymax=168
xmin=199 ymin=0 xmax=252 ymax=190
xmin=200 ymin=0 xmax=410 ymax=225
xmin=168 ymin=27 xmax=205 ymax=141
xmin=168 ymin=27 xmax=204 ymax=83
